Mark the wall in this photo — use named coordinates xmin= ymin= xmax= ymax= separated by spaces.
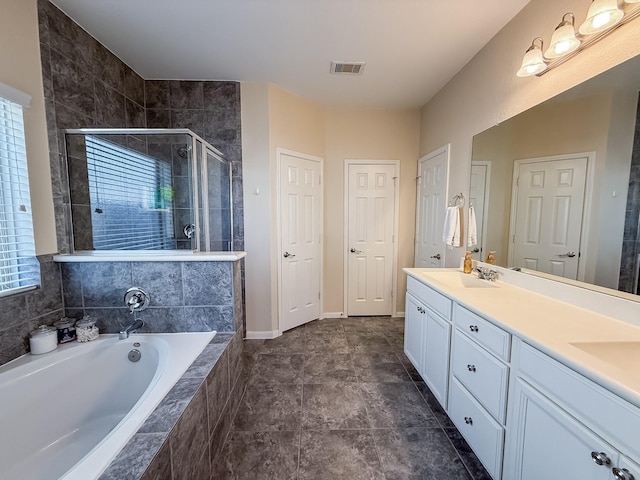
xmin=420 ymin=0 xmax=640 ymax=267
xmin=324 ymin=107 xmax=421 ymax=315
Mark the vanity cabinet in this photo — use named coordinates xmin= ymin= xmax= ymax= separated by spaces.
xmin=504 ymin=339 xmax=640 ymax=480
xmin=405 ymin=276 xmax=452 ymax=408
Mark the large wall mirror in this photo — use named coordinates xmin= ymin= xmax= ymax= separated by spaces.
xmin=471 ymin=54 xmax=640 ymax=296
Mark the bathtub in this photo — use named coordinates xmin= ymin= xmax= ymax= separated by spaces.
xmin=0 ymin=331 xmax=216 ymax=480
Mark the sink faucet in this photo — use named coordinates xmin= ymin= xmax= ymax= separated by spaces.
xmin=119 ymin=318 xmax=144 ymax=340
xmin=473 ymin=266 xmax=498 ymax=282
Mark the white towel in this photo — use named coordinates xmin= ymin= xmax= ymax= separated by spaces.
xmin=467 ymin=205 xmax=478 ymax=247
xmin=442 ymin=206 xmax=461 ymax=248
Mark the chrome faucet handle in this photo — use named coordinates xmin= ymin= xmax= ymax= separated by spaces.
xmin=124 ymin=287 xmax=150 ymax=313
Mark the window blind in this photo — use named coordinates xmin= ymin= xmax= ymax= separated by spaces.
xmin=85 ymin=136 xmax=176 ymax=250
xmin=0 ymin=96 xmax=39 ymax=297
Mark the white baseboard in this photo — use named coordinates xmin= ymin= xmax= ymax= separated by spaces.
xmin=245 ymin=330 xmax=280 ymax=340
xmin=322 ymin=312 xmax=346 ymax=318
xmin=395 ymin=311 xmax=405 ymax=318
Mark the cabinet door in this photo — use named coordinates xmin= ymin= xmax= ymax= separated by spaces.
xmin=504 ymin=378 xmax=618 ymax=480
xmin=422 ymin=309 xmax=451 ymax=408
xmin=404 ymin=293 xmax=424 ymax=371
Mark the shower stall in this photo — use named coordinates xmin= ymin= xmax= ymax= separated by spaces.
xmin=63 ymin=129 xmax=232 ymax=252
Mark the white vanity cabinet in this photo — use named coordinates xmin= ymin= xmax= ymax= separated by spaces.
xmin=504 ymin=339 xmax=640 ymax=480
xmin=404 ymin=276 xmax=452 ymax=408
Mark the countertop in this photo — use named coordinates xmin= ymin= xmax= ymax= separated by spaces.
xmin=404 ymin=268 xmax=640 ymax=409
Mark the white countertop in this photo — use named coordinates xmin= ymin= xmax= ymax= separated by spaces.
xmin=404 ymin=267 xmax=640 ymax=408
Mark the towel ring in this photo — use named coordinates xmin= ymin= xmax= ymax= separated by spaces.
xmin=448 ymin=193 xmax=465 ymax=208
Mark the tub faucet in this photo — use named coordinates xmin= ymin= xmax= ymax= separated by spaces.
xmin=119 ymin=319 xmax=144 ymax=340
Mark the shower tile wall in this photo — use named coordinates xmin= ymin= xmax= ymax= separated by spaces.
xmin=619 ymin=93 xmax=640 ymax=294
xmin=60 ymin=261 xmax=243 ymax=334
xmin=0 ymin=255 xmax=64 ymax=366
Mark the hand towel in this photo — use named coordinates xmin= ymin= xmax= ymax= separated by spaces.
xmin=468 ymin=205 xmax=478 ymax=247
xmin=442 ymin=206 xmax=461 ymax=248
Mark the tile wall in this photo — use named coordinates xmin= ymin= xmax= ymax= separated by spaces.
xmin=619 ymin=94 xmax=640 ymax=293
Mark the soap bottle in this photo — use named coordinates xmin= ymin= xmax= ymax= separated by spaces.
xmin=463 ymin=251 xmax=472 ymax=274
xmin=486 ymin=251 xmax=496 ymax=265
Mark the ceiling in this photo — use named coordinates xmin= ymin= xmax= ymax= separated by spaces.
xmin=51 ymin=0 xmax=531 ymax=109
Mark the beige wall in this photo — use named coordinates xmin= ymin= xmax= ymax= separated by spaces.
xmin=242 ymin=87 xmax=421 ymax=333
xmin=1 ymin=0 xmax=55 ymax=254
xmin=420 ymin=0 xmax=640 ymax=267
xmin=324 ymin=108 xmax=421 ymax=315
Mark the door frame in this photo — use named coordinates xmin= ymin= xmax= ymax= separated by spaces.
xmin=507 ymin=152 xmax=595 ymax=282
xmin=276 ymin=148 xmax=324 ymax=333
xmin=343 ymin=159 xmax=400 ymax=317
xmin=414 ymin=144 xmax=450 ymax=266
xmin=470 ymin=160 xmax=492 ymax=260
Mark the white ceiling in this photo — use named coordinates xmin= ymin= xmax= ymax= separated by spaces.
xmin=51 ymin=0 xmax=531 ymax=109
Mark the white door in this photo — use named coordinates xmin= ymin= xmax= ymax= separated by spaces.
xmin=421 ymin=309 xmax=451 ymax=409
xmin=346 ymin=163 xmax=397 ymax=316
xmin=279 ymin=152 xmax=322 ymax=332
xmin=404 ymin=293 xmax=424 ymax=370
xmin=469 ymin=162 xmax=490 ymax=262
xmin=415 ymin=146 xmax=449 ymax=267
xmin=510 ymin=155 xmax=587 ymax=279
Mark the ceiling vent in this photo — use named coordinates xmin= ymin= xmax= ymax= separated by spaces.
xmin=330 ymin=61 xmax=366 ymax=75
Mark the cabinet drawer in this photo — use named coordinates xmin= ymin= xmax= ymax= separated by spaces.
xmin=451 ymin=330 xmax=509 ymax=423
xmin=448 ymin=377 xmax=504 ymax=480
xmin=454 ymin=304 xmax=511 ymax=361
xmin=407 ymin=275 xmax=452 ymax=320
xmin=518 ymin=341 xmax=640 ymax=461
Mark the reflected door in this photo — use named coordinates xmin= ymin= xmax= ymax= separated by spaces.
xmin=510 ymin=155 xmax=588 ymax=279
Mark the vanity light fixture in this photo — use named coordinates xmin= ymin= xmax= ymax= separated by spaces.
xmin=579 ymin=0 xmax=624 ymax=34
xmin=517 ymin=38 xmax=547 ymax=77
xmin=545 ymin=13 xmax=580 ymax=58
xmin=517 ymin=0 xmax=640 ymax=77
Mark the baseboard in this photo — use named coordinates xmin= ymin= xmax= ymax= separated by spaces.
xmin=245 ymin=330 xmax=280 ymax=340
xmin=322 ymin=312 xmax=346 ymax=318
xmin=395 ymin=311 xmax=405 ymax=318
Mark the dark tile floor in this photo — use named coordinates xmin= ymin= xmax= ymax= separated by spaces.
xmin=214 ymin=317 xmax=492 ymax=480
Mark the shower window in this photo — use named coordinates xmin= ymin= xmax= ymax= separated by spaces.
xmin=85 ymin=136 xmax=175 ymax=250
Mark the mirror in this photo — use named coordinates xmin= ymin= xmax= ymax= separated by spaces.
xmin=471 ymin=54 xmax=640 ymax=295
xmin=64 ymin=129 xmax=233 ymax=252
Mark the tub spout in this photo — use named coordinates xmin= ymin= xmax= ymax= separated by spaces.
xmin=119 ymin=319 xmax=144 ymax=340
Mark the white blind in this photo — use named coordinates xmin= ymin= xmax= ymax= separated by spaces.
xmin=0 ymin=96 xmax=39 ymax=297
xmin=85 ymin=136 xmax=176 ymax=250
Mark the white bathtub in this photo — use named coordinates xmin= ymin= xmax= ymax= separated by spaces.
xmin=0 ymin=332 xmax=216 ymax=480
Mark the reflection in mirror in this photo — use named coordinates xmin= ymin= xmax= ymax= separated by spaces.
xmin=64 ymin=129 xmax=232 ymax=252
xmin=471 ymin=54 xmax=640 ymax=295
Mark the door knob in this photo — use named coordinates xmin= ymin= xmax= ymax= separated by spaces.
xmin=350 ymin=248 xmax=362 ymax=254
xmin=283 ymin=251 xmax=296 ymax=258
xmin=558 ymin=251 xmax=577 ymax=258
xmin=430 ymin=254 xmax=441 ymax=260
xmin=472 ymin=248 xmax=480 ymax=253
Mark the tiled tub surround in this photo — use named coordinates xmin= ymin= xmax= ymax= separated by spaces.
xmin=58 ymin=259 xmax=244 ymax=335
xmin=99 ymin=330 xmax=246 ymax=479
xmin=0 ymin=254 xmax=64 ymax=366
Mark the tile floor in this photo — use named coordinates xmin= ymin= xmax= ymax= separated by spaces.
xmin=213 ymin=317 xmax=492 ymax=480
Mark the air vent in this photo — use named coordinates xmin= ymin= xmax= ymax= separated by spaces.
xmin=330 ymin=61 xmax=366 ymax=75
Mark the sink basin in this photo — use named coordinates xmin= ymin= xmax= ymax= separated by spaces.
xmin=570 ymin=341 xmax=640 ymax=369
xmin=422 ymin=271 xmax=499 ymax=289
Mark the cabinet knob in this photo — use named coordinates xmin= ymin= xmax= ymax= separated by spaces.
xmin=464 ymin=416 xmax=473 ymax=425
xmin=467 ymin=364 xmax=477 ymax=372
xmin=469 ymin=325 xmax=479 ymax=333
xmin=613 ymin=468 xmax=635 ymax=480
xmin=590 ymin=452 xmax=611 ymax=466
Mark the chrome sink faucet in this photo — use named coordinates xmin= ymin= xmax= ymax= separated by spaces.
xmin=120 ymin=287 xmax=150 ymax=340
xmin=473 ymin=266 xmax=498 ymax=282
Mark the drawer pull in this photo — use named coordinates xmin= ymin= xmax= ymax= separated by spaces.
xmin=464 ymin=416 xmax=473 ymax=425
xmin=613 ymin=468 xmax=635 ymax=480
xmin=590 ymin=452 xmax=611 ymax=466
xmin=469 ymin=325 xmax=479 ymax=332
xmin=467 ymin=364 xmax=477 ymax=372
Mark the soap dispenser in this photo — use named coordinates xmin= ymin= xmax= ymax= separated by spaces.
xmin=486 ymin=251 xmax=496 ymax=265
xmin=463 ymin=251 xmax=472 ymax=274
